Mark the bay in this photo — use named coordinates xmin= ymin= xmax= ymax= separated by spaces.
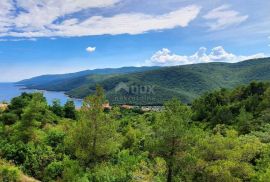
xmin=0 ymin=83 xmax=82 ymax=107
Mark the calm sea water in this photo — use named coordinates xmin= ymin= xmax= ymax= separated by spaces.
xmin=0 ymin=83 xmax=82 ymax=107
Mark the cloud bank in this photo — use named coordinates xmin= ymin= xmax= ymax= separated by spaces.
xmin=0 ymin=0 xmax=200 ymax=38
xmin=148 ymin=46 xmax=266 ymax=66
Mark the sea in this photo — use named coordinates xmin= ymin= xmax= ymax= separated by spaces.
xmin=0 ymin=83 xmax=82 ymax=107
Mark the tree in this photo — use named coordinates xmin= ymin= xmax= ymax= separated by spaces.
xmin=64 ymin=100 xmax=76 ymax=119
xmin=195 ymin=130 xmax=263 ymax=181
xmin=50 ymin=99 xmax=64 ymax=117
xmin=0 ymin=159 xmax=20 ymax=182
xmin=7 ymin=92 xmax=34 ymax=117
xmin=18 ymin=93 xmax=56 ymax=143
xmin=253 ymin=146 xmax=270 ymax=181
xmin=65 ymin=86 xmax=121 ymax=164
xmin=147 ymin=98 xmax=192 ymax=182
xmin=0 ymin=112 xmax=19 ymax=125
xmin=260 ymin=87 xmax=270 ymax=109
xmin=44 ymin=161 xmax=64 ymax=181
xmin=236 ymin=107 xmax=253 ymax=134
xmin=22 ymin=143 xmax=56 ymax=180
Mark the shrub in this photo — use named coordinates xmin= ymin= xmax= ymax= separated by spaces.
xmin=0 ymin=163 xmax=20 ymax=182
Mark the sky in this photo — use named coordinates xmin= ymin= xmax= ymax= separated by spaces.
xmin=0 ymin=0 xmax=270 ymax=82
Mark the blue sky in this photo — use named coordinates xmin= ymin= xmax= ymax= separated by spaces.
xmin=0 ymin=0 xmax=269 ymax=82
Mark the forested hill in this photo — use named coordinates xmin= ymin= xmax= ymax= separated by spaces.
xmin=19 ymin=58 xmax=270 ymax=105
xmin=67 ymin=58 xmax=270 ymax=105
xmin=17 ymin=66 xmax=161 ymax=91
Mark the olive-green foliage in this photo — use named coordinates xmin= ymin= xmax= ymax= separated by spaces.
xmin=88 ymin=150 xmax=167 ymax=182
xmin=61 ymin=157 xmax=87 ymax=182
xmin=1 ymin=82 xmax=270 ymax=182
xmin=65 ymin=86 xmax=121 ymax=165
xmin=44 ymin=160 xmax=64 ymax=181
xmin=147 ymin=98 xmax=192 ymax=182
xmin=22 ymin=143 xmax=56 ymax=179
xmin=0 ymin=160 xmax=20 ymax=182
xmin=63 ymin=100 xmax=77 ymax=119
xmin=194 ymin=130 xmax=262 ymax=181
xmin=49 ymin=99 xmax=77 ymax=120
xmin=50 ymin=99 xmax=64 ymax=117
xmin=0 ymin=112 xmax=19 ymax=125
xmin=17 ymin=93 xmax=57 ymax=142
xmin=192 ymin=82 xmax=269 ymax=127
xmin=45 ymin=128 xmax=65 ymax=148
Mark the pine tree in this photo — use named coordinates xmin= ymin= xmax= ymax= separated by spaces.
xmin=148 ymin=98 xmax=192 ymax=182
xmin=50 ymin=99 xmax=64 ymax=117
xmin=64 ymin=100 xmax=76 ymax=119
xmin=66 ymin=86 xmax=121 ymax=164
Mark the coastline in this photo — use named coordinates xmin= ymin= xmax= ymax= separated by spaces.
xmin=0 ymin=83 xmax=83 ymax=107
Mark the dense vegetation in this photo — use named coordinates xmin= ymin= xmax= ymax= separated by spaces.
xmin=1 ymin=81 xmax=270 ymax=181
xmin=19 ymin=58 xmax=270 ymax=105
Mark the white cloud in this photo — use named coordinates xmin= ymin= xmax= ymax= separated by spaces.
xmin=149 ymin=48 xmax=189 ymax=65
xmin=148 ymin=46 xmax=266 ymax=66
xmin=0 ymin=1 xmax=201 ymax=37
xmin=0 ymin=0 xmax=120 ymax=36
xmin=13 ymin=0 xmax=120 ymax=30
xmin=86 ymin=47 xmax=96 ymax=53
xmin=203 ymin=5 xmax=248 ymax=30
xmin=0 ymin=0 xmax=14 ymax=33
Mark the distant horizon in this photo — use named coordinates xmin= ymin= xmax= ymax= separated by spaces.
xmin=1 ymin=56 xmax=268 ymax=83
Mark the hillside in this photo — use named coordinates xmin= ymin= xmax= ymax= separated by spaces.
xmin=18 ymin=66 xmax=160 ymax=91
xmin=67 ymin=58 xmax=270 ymax=105
xmin=19 ymin=58 xmax=270 ymax=105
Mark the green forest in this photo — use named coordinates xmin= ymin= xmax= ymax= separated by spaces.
xmin=1 ymin=81 xmax=270 ymax=181
xmin=19 ymin=58 xmax=270 ymax=105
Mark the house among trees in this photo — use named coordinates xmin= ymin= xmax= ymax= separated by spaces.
xmin=121 ymin=104 xmax=134 ymax=109
xmin=103 ymin=102 xmax=112 ymax=110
